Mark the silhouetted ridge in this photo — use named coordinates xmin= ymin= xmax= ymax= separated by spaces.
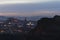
xmin=27 ymin=15 xmax=60 ymax=40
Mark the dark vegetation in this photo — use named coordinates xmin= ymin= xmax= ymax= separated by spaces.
xmin=0 ymin=15 xmax=60 ymax=40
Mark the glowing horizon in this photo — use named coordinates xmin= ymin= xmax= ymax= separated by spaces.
xmin=0 ymin=0 xmax=58 ymax=4
xmin=0 ymin=10 xmax=60 ymax=17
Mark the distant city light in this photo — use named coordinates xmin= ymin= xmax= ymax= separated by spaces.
xmin=0 ymin=17 xmax=37 ymax=33
xmin=8 ymin=22 xmax=12 ymax=24
xmin=26 ymin=22 xmax=34 ymax=25
xmin=4 ymin=24 xmax=7 ymax=27
xmin=0 ymin=30 xmax=5 ymax=33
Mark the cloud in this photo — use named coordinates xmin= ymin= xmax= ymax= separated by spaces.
xmin=0 ymin=1 xmax=60 ymax=17
xmin=0 ymin=10 xmax=60 ymax=17
xmin=0 ymin=1 xmax=60 ymax=12
xmin=0 ymin=0 xmax=60 ymax=4
xmin=0 ymin=0 xmax=47 ymax=1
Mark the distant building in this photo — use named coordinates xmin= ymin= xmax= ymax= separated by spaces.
xmin=0 ymin=17 xmax=37 ymax=33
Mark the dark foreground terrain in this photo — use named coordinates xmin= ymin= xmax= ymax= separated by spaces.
xmin=0 ymin=15 xmax=60 ymax=40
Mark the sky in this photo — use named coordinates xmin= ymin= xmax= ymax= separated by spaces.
xmin=0 ymin=0 xmax=57 ymax=4
xmin=0 ymin=0 xmax=60 ymax=17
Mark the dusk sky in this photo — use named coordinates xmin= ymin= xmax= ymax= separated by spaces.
xmin=0 ymin=0 xmax=60 ymax=17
